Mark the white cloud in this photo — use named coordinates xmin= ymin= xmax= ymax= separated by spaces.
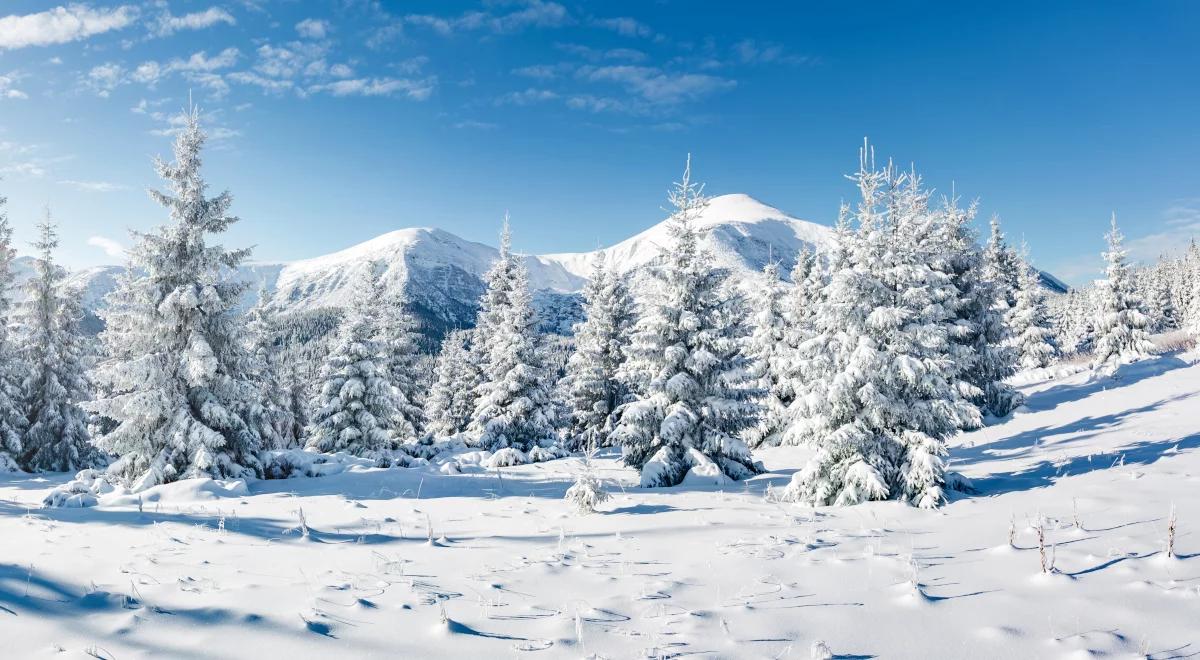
xmin=295 ymin=18 xmax=329 ymax=39
xmin=87 ymin=235 xmax=126 ymax=257
xmin=0 ymin=74 xmax=28 ymax=100
xmin=403 ymin=0 xmax=570 ymax=37
xmin=151 ymin=7 xmax=235 ymax=37
xmin=0 ymin=4 xmax=138 ymax=50
xmin=592 ymin=16 xmax=652 ymax=38
xmin=63 ymin=180 xmax=127 ymax=193
xmin=85 ymin=62 xmax=125 ymax=96
xmin=494 ymin=87 xmax=558 ymax=106
xmin=581 ymin=65 xmax=735 ymax=105
xmin=733 ymin=39 xmax=812 ymax=66
xmin=308 ymin=77 xmax=434 ymax=100
xmin=1124 ymin=201 xmax=1200 ymax=263
xmin=453 ymin=119 xmax=497 ymax=130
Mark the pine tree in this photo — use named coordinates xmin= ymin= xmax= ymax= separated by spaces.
xmin=87 ymin=108 xmax=266 ymax=490
xmin=562 ymin=256 xmax=633 ymax=450
xmin=777 ymin=247 xmax=824 ymax=446
xmin=974 ymin=217 xmax=1023 ymax=417
xmin=468 ymin=221 xmax=558 ymax=452
xmin=1010 ymin=249 xmax=1059 ymax=370
xmin=743 ymin=261 xmax=791 ymax=448
xmin=376 ymin=279 xmax=425 ymax=441
xmin=0 ymin=192 xmax=25 ymax=469
xmin=306 ymin=268 xmax=402 ymax=454
xmin=1091 ymin=215 xmax=1156 ymax=375
xmin=244 ymin=286 xmax=297 ymax=449
xmin=610 ymin=157 xmax=760 ymax=487
xmin=19 ymin=214 xmax=99 ymax=472
xmin=425 ymin=329 xmax=479 ymax=437
xmin=783 ymin=148 xmax=977 ymax=508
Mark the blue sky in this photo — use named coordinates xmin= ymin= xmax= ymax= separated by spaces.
xmin=0 ymin=1 xmax=1197 ymax=284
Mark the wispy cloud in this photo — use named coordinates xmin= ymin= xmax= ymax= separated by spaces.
xmin=592 ymin=16 xmax=654 ymax=39
xmin=62 ymin=180 xmax=127 ymax=193
xmin=579 ymin=65 xmax=735 ymax=105
xmin=0 ymin=4 xmax=138 ymax=50
xmin=494 ymin=87 xmax=559 ymax=106
xmin=1124 ymin=200 xmax=1200 ymax=263
xmin=295 ymin=18 xmax=330 ymax=40
xmin=308 ymin=77 xmax=434 ymax=99
xmin=0 ymin=73 xmax=28 ymax=100
xmin=732 ymin=39 xmax=813 ymax=66
xmin=149 ymin=6 xmax=235 ymax=38
xmin=453 ymin=119 xmax=497 ymax=130
xmin=86 ymin=235 xmax=125 ymax=257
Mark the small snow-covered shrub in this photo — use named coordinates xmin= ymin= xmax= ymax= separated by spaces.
xmin=487 ymin=447 xmax=527 ymax=468
xmin=42 ymin=469 xmax=115 ymax=508
xmin=527 ymin=444 xmax=567 ymax=463
xmin=565 ymin=473 xmax=609 ymax=514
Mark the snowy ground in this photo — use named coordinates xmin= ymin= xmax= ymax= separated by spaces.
xmin=2 ymin=354 xmax=1198 ymax=659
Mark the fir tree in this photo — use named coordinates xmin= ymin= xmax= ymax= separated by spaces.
xmin=376 ymin=278 xmax=425 ymax=441
xmin=88 ymin=108 xmax=266 ymax=490
xmin=784 ymin=148 xmax=977 ymax=508
xmin=974 ymin=217 xmax=1023 ymax=417
xmin=306 ymin=268 xmax=402 ymax=454
xmin=468 ymin=221 xmax=558 ymax=452
xmin=562 ymin=256 xmax=633 ymax=450
xmin=1010 ymin=249 xmax=1058 ymax=370
xmin=743 ymin=261 xmax=791 ymax=448
xmin=610 ymin=157 xmax=760 ymax=487
xmin=425 ymin=329 xmax=479 ymax=437
xmin=777 ymin=246 xmax=824 ymax=446
xmin=19 ymin=214 xmax=99 ymax=472
xmin=244 ymin=286 xmax=297 ymax=449
xmin=1091 ymin=215 xmax=1156 ymax=375
xmin=0 ymin=192 xmax=25 ymax=468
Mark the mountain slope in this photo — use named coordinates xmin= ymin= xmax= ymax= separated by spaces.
xmin=32 ymin=194 xmax=1067 ymax=337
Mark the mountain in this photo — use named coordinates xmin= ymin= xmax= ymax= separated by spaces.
xmin=23 ymin=193 xmax=1067 ymax=339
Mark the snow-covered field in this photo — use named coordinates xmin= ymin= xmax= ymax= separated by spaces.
xmin=2 ymin=354 xmax=1197 ymax=659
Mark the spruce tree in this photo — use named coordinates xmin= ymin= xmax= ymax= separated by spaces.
xmin=743 ymin=261 xmax=791 ymax=448
xmin=783 ymin=149 xmax=977 ymax=508
xmin=1091 ymin=215 xmax=1155 ymax=375
xmin=376 ymin=280 xmax=425 ymax=441
xmin=610 ymin=157 xmax=760 ymax=487
xmin=468 ymin=221 xmax=558 ymax=452
xmin=0 ymin=193 xmax=25 ymax=468
xmin=777 ymin=247 xmax=824 ymax=446
xmin=88 ymin=108 xmax=266 ymax=490
xmin=1010 ymin=250 xmax=1058 ymax=370
xmin=244 ymin=286 xmax=296 ymax=449
xmin=306 ymin=268 xmax=402 ymax=454
xmin=562 ymin=256 xmax=633 ymax=450
xmin=425 ymin=329 xmax=478 ymax=437
xmin=19 ymin=215 xmax=99 ymax=472
xmin=974 ymin=218 xmax=1022 ymax=417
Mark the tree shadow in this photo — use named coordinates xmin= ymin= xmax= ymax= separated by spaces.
xmin=1021 ymin=354 xmax=1193 ymax=414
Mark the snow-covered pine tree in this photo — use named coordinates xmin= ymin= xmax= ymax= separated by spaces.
xmin=776 ymin=246 xmax=825 ymax=447
xmin=1147 ymin=261 xmax=1178 ymax=332
xmin=1010 ymin=248 xmax=1059 ymax=370
xmin=468 ymin=221 xmax=558 ymax=452
xmin=1091 ymin=215 xmax=1156 ymax=375
xmin=87 ymin=108 xmax=267 ymax=490
xmin=305 ymin=267 xmax=402 ymax=454
xmin=1056 ymin=287 xmax=1095 ymax=356
xmin=973 ymin=217 xmax=1023 ymax=417
xmin=1188 ymin=272 xmax=1200 ymax=340
xmin=376 ymin=279 xmax=425 ymax=441
xmin=19 ymin=214 xmax=100 ymax=473
xmin=743 ymin=261 xmax=791 ymax=448
xmin=783 ymin=147 xmax=977 ymax=508
xmin=425 ymin=329 xmax=479 ymax=437
xmin=610 ymin=157 xmax=760 ymax=487
xmin=244 ymin=286 xmax=297 ymax=449
xmin=562 ymin=255 xmax=634 ymax=450
xmin=0 ymin=192 xmax=25 ymax=469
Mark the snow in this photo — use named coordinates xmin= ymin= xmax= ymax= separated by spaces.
xmin=1 ymin=351 xmax=1197 ymax=657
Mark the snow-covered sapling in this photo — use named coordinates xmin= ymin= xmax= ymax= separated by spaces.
xmin=1167 ymin=504 xmax=1178 ymax=559
xmin=565 ymin=447 xmax=610 ymax=514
